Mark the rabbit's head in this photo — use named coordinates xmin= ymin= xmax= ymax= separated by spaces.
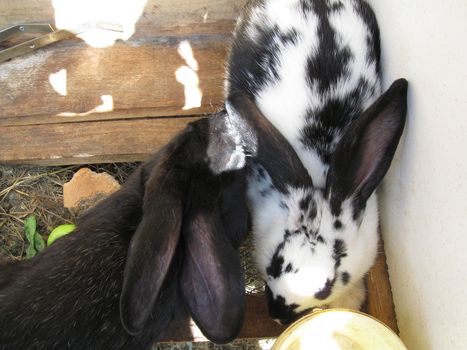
xmin=119 ymin=117 xmax=249 ymax=343
xmin=228 ymin=79 xmax=408 ymax=324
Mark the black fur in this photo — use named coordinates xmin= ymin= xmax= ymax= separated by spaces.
xmin=334 ymin=219 xmax=343 ymax=230
xmin=0 ymin=117 xmax=249 ymax=349
xmin=265 ymin=285 xmax=314 ymax=325
xmin=267 ymin=241 xmax=286 ymax=279
xmin=355 ymin=0 xmax=381 ymax=67
xmin=333 ymin=239 xmax=348 ymax=268
xmin=265 ymin=286 xmax=300 ymax=323
xmin=307 ymin=0 xmax=352 ymax=95
xmin=314 ymin=278 xmax=335 ymax=300
xmin=0 ymin=166 xmax=159 ymax=349
xmin=341 ymin=271 xmax=351 ymax=285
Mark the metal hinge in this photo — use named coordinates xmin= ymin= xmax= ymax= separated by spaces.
xmin=0 ymin=22 xmax=124 ymax=63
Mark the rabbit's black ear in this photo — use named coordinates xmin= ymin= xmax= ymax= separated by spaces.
xmin=120 ymin=143 xmax=190 ymax=335
xmin=226 ymin=94 xmax=313 ymax=191
xmin=327 ymin=79 xmax=408 ymax=214
xmin=180 ymin=172 xmax=246 ymax=344
xmin=217 ymin=169 xmax=249 ymax=249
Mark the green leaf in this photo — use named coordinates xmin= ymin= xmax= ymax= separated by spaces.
xmin=26 ymin=242 xmax=37 ymax=259
xmin=24 ymin=216 xmax=36 ymax=245
xmin=24 ymin=216 xmax=38 ymax=259
xmin=34 ymin=233 xmax=46 ymax=252
xmin=47 ymin=224 xmax=76 ymax=246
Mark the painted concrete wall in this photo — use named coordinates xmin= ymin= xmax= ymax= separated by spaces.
xmin=366 ymin=1 xmax=467 ymax=349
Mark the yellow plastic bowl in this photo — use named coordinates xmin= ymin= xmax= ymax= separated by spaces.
xmin=272 ymin=309 xmax=407 ymax=350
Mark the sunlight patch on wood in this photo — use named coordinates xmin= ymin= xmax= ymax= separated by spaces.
xmin=175 ymin=40 xmax=203 ymax=110
xmin=48 ymin=69 xmax=67 ymax=96
xmin=52 ymin=0 xmax=148 ymax=48
xmin=57 ymin=95 xmax=114 ymax=117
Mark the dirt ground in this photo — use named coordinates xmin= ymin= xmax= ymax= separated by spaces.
xmin=0 ymin=163 xmax=137 ymax=262
xmin=0 ymin=163 xmax=270 ymax=350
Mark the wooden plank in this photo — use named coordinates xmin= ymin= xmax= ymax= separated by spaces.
xmin=0 ymin=0 xmax=246 ymax=38
xmin=366 ymin=237 xmax=399 ymax=334
xmin=0 ymin=0 xmax=249 ymax=127
xmin=0 ymin=38 xmax=228 ymax=126
xmin=0 ymin=117 xmax=201 ymax=165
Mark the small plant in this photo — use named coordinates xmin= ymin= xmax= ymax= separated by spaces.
xmin=24 ymin=215 xmax=46 ymax=259
xmin=47 ymin=224 xmax=76 ymax=246
xmin=24 ymin=216 xmax=77 ymax=258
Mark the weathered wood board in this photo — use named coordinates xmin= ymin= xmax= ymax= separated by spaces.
xmin=0 ymin=0 xmax=247 ymax=127
xmin=0 ymin=117 xmax=200 ymax=165
xmin=0 ymin=39 xmax=227 ymax=126
xmin=366 ymin=238 xmax=399 ymax=334
xmin=0 ymin=0 xmax=246 ymax=38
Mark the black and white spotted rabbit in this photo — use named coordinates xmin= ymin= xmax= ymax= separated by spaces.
xmin=225 ymin=0 xmax=408 ymax=324
xmin=0 ymin=116 xmax=249 ymax=349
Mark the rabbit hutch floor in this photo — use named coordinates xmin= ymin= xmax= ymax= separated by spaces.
xmin=1 ymin=0 xmax=397 ymax=347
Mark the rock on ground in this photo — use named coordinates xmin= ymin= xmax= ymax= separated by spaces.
xmin=63 ymin=167 xmax=121 ymax=213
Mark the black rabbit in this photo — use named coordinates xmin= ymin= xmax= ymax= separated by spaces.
xmin=0 ymin=116 xmax=249 ymax=349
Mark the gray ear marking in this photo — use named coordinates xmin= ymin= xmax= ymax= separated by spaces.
xmin=206 ymin=111 xmax=252 ymax=174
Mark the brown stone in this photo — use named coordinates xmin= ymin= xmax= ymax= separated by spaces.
xmin=63 ymin=168 xmax=121 ymax=212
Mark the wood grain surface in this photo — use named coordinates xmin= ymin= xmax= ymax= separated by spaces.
xmin=0 ymin=39 xmax=228 ymax=126
xmin=0 ymin=0 xmax=248 ymax=126
xmin=0 ymin=0 xmax=246 ymax=38
xmin=366 ymin=238 xmax=399 ymax=334
xmin=0 ymin=117 xmax=201 ymax=165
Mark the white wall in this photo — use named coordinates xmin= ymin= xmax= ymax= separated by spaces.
xmin=366 ymin=1 xmax=467 ymax=349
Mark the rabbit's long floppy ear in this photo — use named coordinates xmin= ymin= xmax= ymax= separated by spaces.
xmin=120 ymin=132 xmax=192 ymax=335
xmin=326 ymin=79 xmax=408 ymax=215
xmin=226 ymin=94 xmax=313 ymax=192
xmin=180 ymin=170 xmax=247 ymax=344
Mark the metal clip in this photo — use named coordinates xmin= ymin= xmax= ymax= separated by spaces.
xmin=0 ymin=22 xmax=124 ymax=63
xmin=0 ymin=23 xmax=73 ymax=63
